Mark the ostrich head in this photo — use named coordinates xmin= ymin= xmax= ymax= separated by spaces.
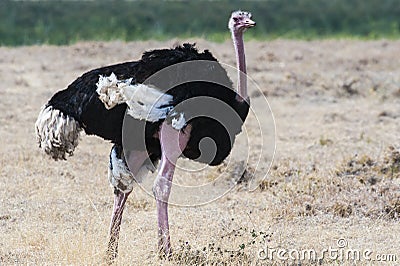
xmin=228 ymin=11 xmax=256 ymax=34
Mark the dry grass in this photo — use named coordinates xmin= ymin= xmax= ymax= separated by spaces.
xmin=1 ymin=40 xmax=400 ymax=265
xmin=258 ymin=145 xmax=400 ymax=220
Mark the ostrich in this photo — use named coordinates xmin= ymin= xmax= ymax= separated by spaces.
xmin=35 ymin=11 xmax=255 ymax=260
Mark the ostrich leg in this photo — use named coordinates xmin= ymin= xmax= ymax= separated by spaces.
xmin=106 ymin=148 xmax=149 ymax=263
xmin=153 ymin=122 xmax=191 ymax=257
xmin=107 ymin=189 xmax=130 ymax=262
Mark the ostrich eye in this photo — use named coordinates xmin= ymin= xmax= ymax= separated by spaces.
xmin=233 ymin=17 xmax=239 ymax=22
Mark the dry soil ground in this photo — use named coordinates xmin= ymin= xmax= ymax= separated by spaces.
xmin=0 ymin=40 xmax=399 ymax=265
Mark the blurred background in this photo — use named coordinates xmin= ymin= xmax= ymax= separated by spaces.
xmin=1 ymin=0 xmax=399 ymax=46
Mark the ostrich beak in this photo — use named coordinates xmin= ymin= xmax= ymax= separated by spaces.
xmin=244 ymin=19 xmax=256 ymax=28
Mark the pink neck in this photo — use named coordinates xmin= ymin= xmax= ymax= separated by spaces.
xmin=232 ymin=31 xmax=247 ymax=102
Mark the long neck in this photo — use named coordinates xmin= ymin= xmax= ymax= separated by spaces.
xmin=232 ymin=31 xmax=247 ymax=102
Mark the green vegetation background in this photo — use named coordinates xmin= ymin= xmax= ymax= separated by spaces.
xmin=1 ymin=0 xmax=399 ymax=46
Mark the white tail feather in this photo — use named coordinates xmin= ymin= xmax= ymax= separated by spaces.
xmin=35 ymin=105 xmax=81 ymax=160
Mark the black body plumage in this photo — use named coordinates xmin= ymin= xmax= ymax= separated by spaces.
xmin=45 ymin=43 xmax=249 ymax=166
